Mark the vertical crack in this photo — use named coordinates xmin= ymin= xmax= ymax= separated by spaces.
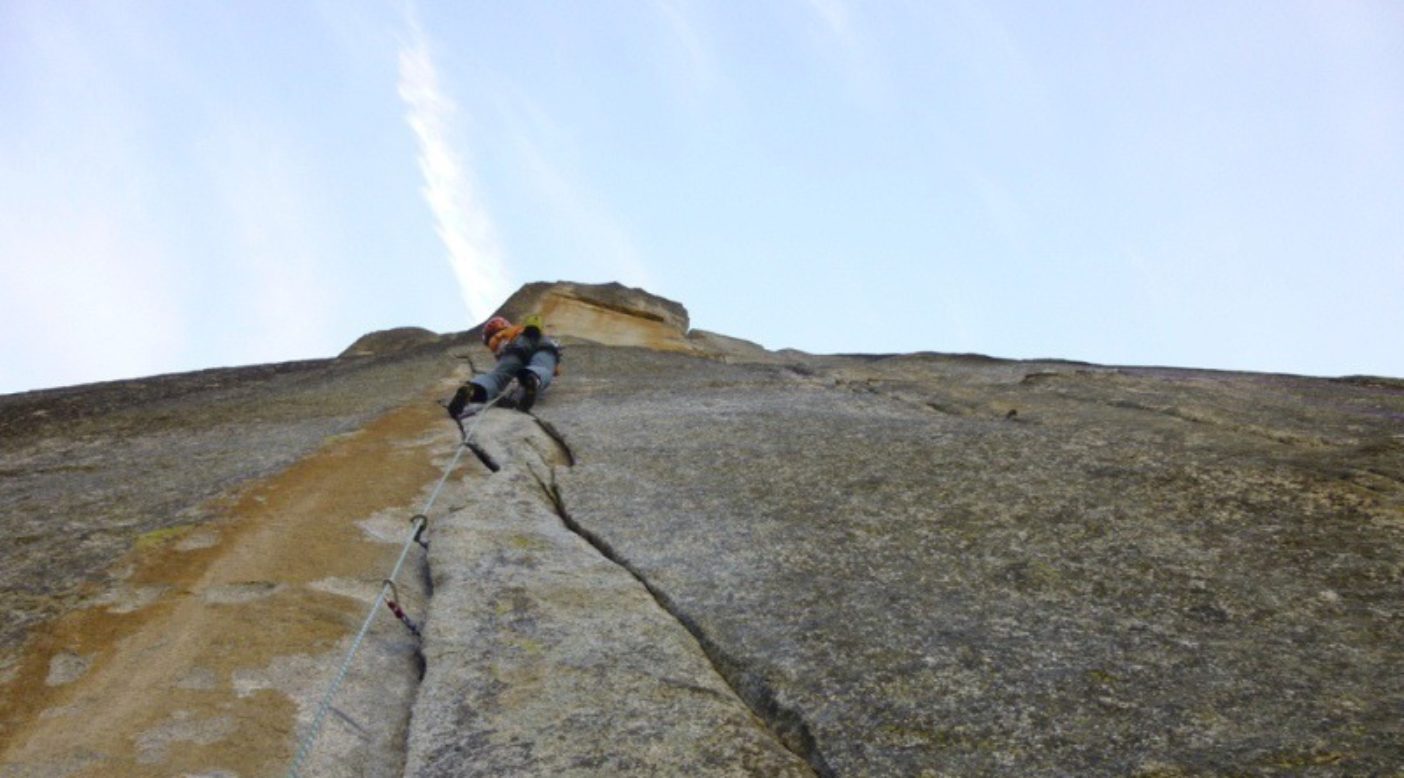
xmin=527 ymin=466 xmax=833 ymax=776
xmin=530 ymin=416 xmax=576 ymax=466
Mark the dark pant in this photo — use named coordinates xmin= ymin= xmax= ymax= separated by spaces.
xmin=469 ymin=338 xmax=558 ymax=400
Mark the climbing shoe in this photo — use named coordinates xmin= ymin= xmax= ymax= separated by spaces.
xmin=447 ymin=386 xmax=468 ymax=418
xmin=446 ymin=383 xmax=486 ymax=418
xmin=516 ymin=370 xmax=540 ymax=413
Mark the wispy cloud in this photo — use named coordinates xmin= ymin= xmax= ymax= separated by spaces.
xmin=397 ymin=18 xmax=511 ymax=322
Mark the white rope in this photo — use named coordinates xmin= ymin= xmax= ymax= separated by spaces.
xmin=287 ymin=390 xmax=505 ymax=777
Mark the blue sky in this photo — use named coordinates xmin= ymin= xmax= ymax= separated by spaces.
xmin=2 ymin=1 xmax=1401 ymax=395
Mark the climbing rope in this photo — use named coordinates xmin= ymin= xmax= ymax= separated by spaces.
xmin=287 ymin=390 xmax=505 ymax=777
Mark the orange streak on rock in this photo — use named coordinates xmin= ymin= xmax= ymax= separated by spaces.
xmin=0 ymin=395 xmax=457 ymax=776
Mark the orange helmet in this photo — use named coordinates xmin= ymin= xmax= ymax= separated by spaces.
xmin=482 ymin=316 xmax=511 ymax=345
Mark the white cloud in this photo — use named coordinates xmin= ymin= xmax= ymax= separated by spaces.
xmin=397 ymin=19 xmax=513 ymax=322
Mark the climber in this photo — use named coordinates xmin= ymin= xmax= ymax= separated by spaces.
xmin=447 ymin=313 xmax=561 ymax=416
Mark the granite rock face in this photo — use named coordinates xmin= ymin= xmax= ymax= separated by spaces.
xmin=3 ymin=281 xmax=1402 ymax=776
xmin=404 ymin=412 xmax=810 ymax=776
xmin=0 ymin=343 xmax=456 ymax=775
xmin=0 ymin=345 xmax=449 ymax=656
xmin=542 ymin=346 xmax=1404 ymax=775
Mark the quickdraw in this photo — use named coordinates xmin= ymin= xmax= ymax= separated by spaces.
xmin=382 ymin=579 xmax=421 ymax=639
xmin=411 ymin=513 xmax=430 ymax=550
